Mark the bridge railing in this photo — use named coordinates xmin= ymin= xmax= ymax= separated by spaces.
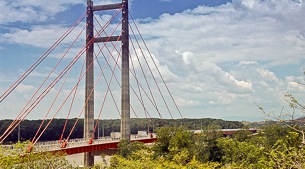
xmin=1 ymin=134 xmax=156 ymax=153
xmin=32 ymin=134 xmax=155 ymax=152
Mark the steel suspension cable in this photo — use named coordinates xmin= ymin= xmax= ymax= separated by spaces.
xmin=58 ymin=11 xmax=123 ymax=142
xmin=95 ymin=51 xmax=120 ymax=116
xmin=97 ymin=43 xmax=144 ymax=119
xmin=1 ymin=9 xmax=122 ymax=144
xmin=60 ymin=40 xmax=87 ymax=143
xmin=59 ymin=57 xmax=86 ymax=143
xmin=129 ymin=32 xmax=166 ymax=118
xmin=129 ymin=37 xmax=158 ymax=119
xmin=93 ymin=16 xmax=143 ymax=120
xmin=0 ymin=14 xmax=87 ymax=143
xmin=129 ymin=46 xmax=151 ymax=127
xmin=95 ymin=43 xmax=142 ymax=119
xmin=92 ymin=44 xmax=122 ymax=138
xmin=1 ymin=40 xmax=87 ymax=144
xmin=93 ymin=24 xmax=121 ymax=118
xmin=65 ymin=16 xmax=122 ymax=142
xmin=93 ymin=18 xmax=143 ymax=119
xmin=33 ymin=46 xmax=90 ymax=145
xmin=100 ymin=41 xmax=161 ymax=118
xmin=94 ymin=16 xmax=157 ymax=118
xmin=31 ymin=25 xmax=87 ymax=144
xmin=129 ymin=25 xmax=172 ymax=119
xmin=0 ymin=12 xmax=87 ymax=104
xmin=130 ymin=13 xmax=183 ymax=119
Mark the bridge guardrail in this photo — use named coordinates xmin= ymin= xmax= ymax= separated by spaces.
xmin=24 ymin=134 xmax=156 ymax=152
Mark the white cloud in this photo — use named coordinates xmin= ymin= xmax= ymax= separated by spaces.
xmin=16 ymin=83 xmax=34 ymax=93
xmin=130 ymin=49 xmax=181 ymax=83
xmin=0 ymin=0 xmax=83 ymax=23
xmin=29 ymin=70 xmax=58 ymax=78
xmin=287 ymin=81 xmax=305 ymax=92
xmin=240 ymin=0 xmax=256 ymax=8
xmin=2 ymin=0 xmax=305 ymax=121
xmin=125 ymin=0 xmax=305 ymax=120
xmin=137 ymin=0 xmax=305 ymax=66
xmin=237 ymin=60 xmax=258 ymax=66
xmin=175 ymin=97 xmax=200 ymax=107
xmin=286 ymin=76 xmax=305 ymax=92
xmin=181 ymin=51 xmax=195 ymax=65
xmin=257 ymin=68 xmax=280 ymax=83
xmin=225 ymin=72 xmax=253 ymax=90
xmin=0 ymin=23 xmax=86 ymax=48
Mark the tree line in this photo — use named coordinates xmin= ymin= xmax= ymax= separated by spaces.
xmin=0 ymin=118 xmax=243 ymax=142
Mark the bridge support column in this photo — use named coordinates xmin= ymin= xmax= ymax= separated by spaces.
xmin=121 ymin=0 xmax=130 ymax=142
xmin=84 ymin=0 xmax=94 ymax=167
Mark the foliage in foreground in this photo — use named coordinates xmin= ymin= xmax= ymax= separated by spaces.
xmin=110 ymin=125 xmax=305 ymax=169
xmin=0 ymin=141 xmax=74 ymax=169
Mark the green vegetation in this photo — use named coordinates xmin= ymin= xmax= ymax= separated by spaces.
xmin=1 ymin=124 xmax=305 ymax=168
xmin=0 ymin=118 xmax=243 ymax=142
xmin=0 ymin=141 xmax=73 ymax=169
xmin=110 ymin=125 xmax=305 ymax=169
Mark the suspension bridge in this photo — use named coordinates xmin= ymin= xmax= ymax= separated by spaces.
xmin=0 ymin=0 xmax=182 ymax=167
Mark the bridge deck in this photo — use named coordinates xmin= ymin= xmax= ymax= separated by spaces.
xmin=32 ymin=135 xmax=157 ymax=155
xmin=1 ymin=135 xmax=157 ymax=155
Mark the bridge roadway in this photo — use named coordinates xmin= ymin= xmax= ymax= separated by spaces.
xmin=36 ymin=134 xmax=157 ymax=155
xmin=2 ymin=134 xmax=157 ymax=155
xmin=40 ymin=136 xmax=157 ymax=155
xmin=2 ymin=129 xmax=257 ymax=155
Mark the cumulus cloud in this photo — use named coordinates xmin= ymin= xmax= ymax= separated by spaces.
xmin=286 ymin=76 xmax=305 ymax=92
xmin=130 ymin=49 xmax=181 ymax=83
xmin=0 ymin=0 xmax=83 ymax=23
xmin=0 ymin=23 xmax=86 ymax=48
xmin=16 ymin=83 xmax=35 ymax=93
xmin=128 ymin=0 xmax=305 ymax=120
xmin=237 ymin=60 xmax=258 ymax=66
xmin=257 ymin=68 xmax=280 ymax=83
xmin=1 ymin=0 xmax=305 ymax=120
xmin=137 ymin=0 xmax=305 ymax=66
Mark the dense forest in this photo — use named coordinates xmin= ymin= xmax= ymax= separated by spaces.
xmin=0 ymin=118 xmax=243 ymax=142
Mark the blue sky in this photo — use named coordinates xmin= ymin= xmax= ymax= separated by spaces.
xmin=1 ymin=0 xmax=305 ymax=122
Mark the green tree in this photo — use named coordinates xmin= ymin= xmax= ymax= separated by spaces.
xmin=0 ymin=141 xmax=74 ymax=169
xmin=217 ymin=137 xmax=267 ymax=168
xmin=193 ymin=125 xmax=223 ymax=163
xmin=232 ymin=126 xmax=252 ymax=142
xmin=152 ymin=126 xmax=194 ymax=163
xmin=152 ymin=126 xmax=172 ymax=157
xmin=264 ymin=135 xmax=305 ymax=168
xmin=117 ymin=139 xmax=146 ymax=158
xmin=260 ymin=124 xmax=290 ymax=149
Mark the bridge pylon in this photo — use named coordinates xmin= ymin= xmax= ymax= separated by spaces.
xmin=84 ymin=0 xmax=130 ymax=167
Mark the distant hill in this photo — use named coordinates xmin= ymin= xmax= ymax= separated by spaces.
xmin=0 ymin=118 xmax=243 ymax=142
xmin=245 ymin=120 xmax=277 ymax=128
xmin=245 ymin=116 xmax=305 ymax=128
